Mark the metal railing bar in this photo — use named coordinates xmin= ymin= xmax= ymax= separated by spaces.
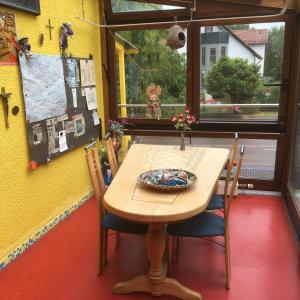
xmin=117 ymin=103 xmax=279 ymax=108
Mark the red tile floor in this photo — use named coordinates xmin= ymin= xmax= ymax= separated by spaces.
xmin=0 ymin=195 xmax=299 ymax=300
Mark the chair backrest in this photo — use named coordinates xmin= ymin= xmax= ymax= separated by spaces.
xmin=85 ymin=146 xmax=106 ymax=220
xmin=106 ymin=138 xmax=119 ymax=178
xmin=225 ymin=144 xmax=245 ymax=222
xmin=223 ymin=132 xmax=239 ymax=198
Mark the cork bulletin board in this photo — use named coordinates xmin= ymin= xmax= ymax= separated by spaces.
xmin=19 ymin=54 xmax=101 ymax=165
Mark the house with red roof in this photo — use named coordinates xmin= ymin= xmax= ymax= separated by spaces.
xmin=201 ymin=26 xmax=268 ymax=79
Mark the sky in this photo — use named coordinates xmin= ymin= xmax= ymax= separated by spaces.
xmin=250 ymin=22 xmax=285 ymax=29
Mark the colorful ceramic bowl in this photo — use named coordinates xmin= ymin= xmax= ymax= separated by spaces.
xmin=138 ymin=169 xmax=197 ymax=192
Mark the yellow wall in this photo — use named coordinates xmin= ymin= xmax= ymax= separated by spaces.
xmin=0 ymin=0 xmax=103 ymax=260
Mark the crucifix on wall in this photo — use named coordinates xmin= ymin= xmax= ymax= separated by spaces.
xmin=46 ymin=19 xmax=54 ymax=40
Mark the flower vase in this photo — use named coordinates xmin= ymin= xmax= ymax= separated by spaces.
xmin=180 ymin=131 xmax=185 ymax=151
xmin=111 ymin=131 xmax=121 ymax=153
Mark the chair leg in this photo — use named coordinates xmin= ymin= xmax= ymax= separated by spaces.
xmin=115 ymin=232 xmax=121 ymax=249
xmin=98 ymin=226 xmax=106 ymax=276
xmin=104 ymin=228 xmax=108 ymax=266
xmin=175 ymin=236 xmax=180 ymax=263
xmin=225 ymin=236 xmax=231 ymax=289
xmin=165 ymin=235 xmax=170 ymax=277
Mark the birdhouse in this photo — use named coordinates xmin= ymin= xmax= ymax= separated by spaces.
xmin=166 ymin=25 xmax=186 ymax=50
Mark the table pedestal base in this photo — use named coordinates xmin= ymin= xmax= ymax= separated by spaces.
xmin=112 ymin=224 xmax=201 ymax=300
xmin=113 ymin=275 xmax=201 ymax=300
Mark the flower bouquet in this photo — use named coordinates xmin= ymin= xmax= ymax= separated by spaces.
xmin=108 ymin=120 xmax=126 ymax=152
xmin=108 ymin=119 xmax=125 ymax=137
xmin=170 ymin=108 xmax=197 ymax=150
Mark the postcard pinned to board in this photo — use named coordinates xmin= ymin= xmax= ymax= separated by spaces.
xmin=80 ymin=59 xmax=96 ymax=87
xmin=73 ymin=114 xmax=85 ymax=137
xmin=84 ymin=87 xmax=97 ymax=110
xmin=59 ymin=130 xmax=68 ymax=152
xmin=92 ymin=111 xmax=100 ymax=126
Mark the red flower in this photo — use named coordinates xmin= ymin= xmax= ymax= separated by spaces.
xmin=178 ymin=112 xmax=183 ymax=118
xmin=170 ymin=116 xmax=177 ymax=122
xmin=185 ymin=107 xmax=190 ymax=113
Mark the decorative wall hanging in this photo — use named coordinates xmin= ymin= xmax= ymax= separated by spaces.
xmin=60 ymin=22 xmax=73 ymax=55
xmin=0 ymin=0 xmax=40 ymax=16
xmin=0 ymin=87 xmax=11 ymax=129
xmin=46 ymin=19 xmax=54 ymax=41
xmin=18 ymin=37 xmax=32 ymax=59
xmin=166 ymin=24 xmax=186 ymax=50
xmin=146 ymin=84 xmax=162 ymax=120
xmin=0 ymin=11 xmax=18 ymax=65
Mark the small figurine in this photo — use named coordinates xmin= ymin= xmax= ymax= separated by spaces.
xmin=18 ymin=37 xmax=32 ymax=59
xmin=60 ymin=22 xmax=73 ymax=55
xmin=146 ymin=84 xmax=162 ymax=120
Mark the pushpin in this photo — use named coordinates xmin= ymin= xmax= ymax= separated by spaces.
xmin=29 ymin=160 xmax=38 ymax=170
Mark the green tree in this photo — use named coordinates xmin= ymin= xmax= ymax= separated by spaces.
xmin=227 ymin=24 xmax=250 ymax=30
xmin=205 ymin=56 xmax=261 ymax=104
xmin=264 ymin=25 xmax=284 ymax=81
xmin=119 ymin=29 xmax=186 ymax=105
xmin=112 ymin=0 xmax=161 ymax=12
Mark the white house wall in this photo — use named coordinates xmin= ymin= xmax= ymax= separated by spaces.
xmin=201 ymin=43 xmax=228 ymax=74
xmin=227 ymin=35 xmax=259 ymax=68
xmin=250 ymin=44 xmax=265 ymax=74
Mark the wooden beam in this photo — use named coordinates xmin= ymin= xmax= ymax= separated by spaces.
xmin=99 ymin=0 xmax=109 ymax=130
xmin=215 ymin=0 xmax=285 ymax=8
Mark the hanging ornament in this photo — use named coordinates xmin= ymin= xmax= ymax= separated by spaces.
xmin=146 ymin=84 xmax=162 ymax=120
xmin=60 ymin=22 xmax=73 ymax=55
xmin=166 ymin=24 xmax=186 ymax=50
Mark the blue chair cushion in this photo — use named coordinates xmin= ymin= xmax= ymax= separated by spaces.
xmin=206 ymin=194 xmax=224 ymax=210
xmin=102 ymin=213 xmax=148 ymax=235
xmin=167 ymin=211 xmax=225 ymax=238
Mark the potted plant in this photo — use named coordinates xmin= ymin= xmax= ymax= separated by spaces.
xmin=108 ymin=120 xmax=125 ymax=152
xmin=170 ymin=108 xmax=197 ymax=150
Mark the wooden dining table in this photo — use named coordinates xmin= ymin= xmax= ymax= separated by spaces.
xmin=104 ymin=144 xmax=230 ymax=300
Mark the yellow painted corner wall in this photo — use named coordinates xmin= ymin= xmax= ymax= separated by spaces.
xmin=0 ymin=0 xmax=103 ymax=260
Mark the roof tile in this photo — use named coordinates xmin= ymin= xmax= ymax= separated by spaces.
xmin=232 ymin=29 xmax=269 ymax=44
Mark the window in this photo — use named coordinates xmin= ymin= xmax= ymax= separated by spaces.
xmin=200 ymin=22 xmax=285 ymax=121
xmin=111 ymin=0 xmax=185 ymax=13
xmin=201 ymin=47 xmax=206 ymax=66
xmin=210 ymin=48 xmax=216 ymax=65
xmin=221 ymin=46 xmax=226 ymax=57
xmin=114 ymin=28 xmax=187 ymax=119
xmin=135 ymin=136 xmax=277 ymax=181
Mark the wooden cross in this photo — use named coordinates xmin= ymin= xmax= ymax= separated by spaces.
xmin=0 ymin=87 xmax=12 ymax=129
xmin=46 ymin=18 xmax=54 ymax=40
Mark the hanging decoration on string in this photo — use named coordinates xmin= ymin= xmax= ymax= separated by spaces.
xmin=166 ymin=22 xmax=186 ymax=50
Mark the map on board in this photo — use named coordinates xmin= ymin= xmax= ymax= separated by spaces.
xmin=19 ymin=54 xmax=67 ymax=123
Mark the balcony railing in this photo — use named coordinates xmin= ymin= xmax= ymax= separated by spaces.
xmin=118 ymin=103 xmax=279 ymax=108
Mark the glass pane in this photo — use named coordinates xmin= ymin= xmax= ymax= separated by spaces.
xmin=290 ymin=95 xmax=300 ymax=205
xmin=115 ymin=28 xmax=187 ymax=119
xmin=111 ymin=0 xmax=184 ymax=13
xmin=135 ymin=136 xmax=276 ymax=180
xmin=191 ymin=138 xmax=276 ymax=180
xmin=200 ymin=22 xmax=285 ymax=121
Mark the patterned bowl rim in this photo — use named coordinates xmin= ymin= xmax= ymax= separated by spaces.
xmin=137 ymin=168 xmax=197 ymax=191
